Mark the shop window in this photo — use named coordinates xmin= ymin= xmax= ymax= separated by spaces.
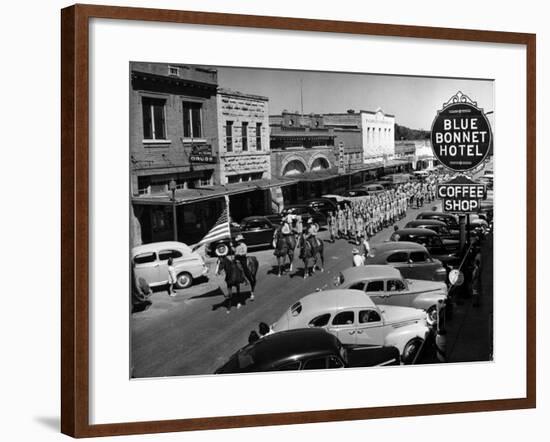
xmin=182 ymin=101 xmax=202 ymax=138
xmin=142 ymin=97 xmax=166 ymax=140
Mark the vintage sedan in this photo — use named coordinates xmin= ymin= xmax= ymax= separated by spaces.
xmin=390 ymin=228 xmax=461 ymax=265
xmin=304 ymin=197 xmax=338 ymax=215
xmin=206 ymin=216 xmax=276 ymax=257
xmin=416 ymin=211 xmax=460 ymax=231
xmin=405 ymin=219 xmax=460 ymax=241
xmin=334 ymin=265 xmax=447 ymax=324
xmin=271 ymin=289 xmax=430 ymax=364
xmin=365 ymin=241 xmax=448 ymax=282
xmin=132 ymin=241 xmax=208 ymax=289
xmin=215 ymin=328 xmax=400 ymax=374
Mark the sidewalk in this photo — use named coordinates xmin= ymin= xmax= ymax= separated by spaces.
xmin=445 ymin=232 xmax=493 ymax=362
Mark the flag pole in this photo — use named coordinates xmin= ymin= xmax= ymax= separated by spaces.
xmin=225 ymin=194 xmax=231 ymax=230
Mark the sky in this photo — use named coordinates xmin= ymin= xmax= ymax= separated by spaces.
xmin=214 ymin=66 xmax=494 ymax=131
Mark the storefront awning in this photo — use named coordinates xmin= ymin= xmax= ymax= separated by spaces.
xmin=132 ymin=176 xmax=299 ymax=206
xmin=298 ymin=169 xmax=342 ymax=182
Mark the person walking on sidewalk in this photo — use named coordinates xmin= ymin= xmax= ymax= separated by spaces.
xmin=167 ymin=257 xmax=177 ymax=297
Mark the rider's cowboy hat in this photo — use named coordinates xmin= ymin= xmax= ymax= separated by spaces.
xmin=235 ymin=234 xmax=245 ymax=242
xmin=352 ymin=248 xmax=360 ymax=254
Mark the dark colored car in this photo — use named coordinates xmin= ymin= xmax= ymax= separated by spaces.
xmin=360 ymin=183 xmax=386 ymax=195
xmin=207 ymin=216 xmax=276 ymax=257
xmin=215 ymin=328 xmax=400 ymax=374
xmin=405 ymin=219 xmax=460 ymax=242
xmin=341 ymin=188 xmax=369 ymax=197
xmin=366 ymin=241 xmax=448 ymax=282
xmin=304 ymin=197 xmax=338 ymax=216
xmin=390 ymin=228 xmax=460 ymax=266
xmin=416 ymin=212 xmax=460 ymax=231
xmin=281 ymin=204 xmax=327 ymax=228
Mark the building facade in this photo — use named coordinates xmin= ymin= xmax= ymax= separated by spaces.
xmin=269 ymin=112 xmax=341 ymax=204
xmin=130 ymin=63 xmax=222 ymax=245
xmin=360 ymin=108 xmax=395 ymax=162
xmin=217 ymin=89 xmax=271 ymax=184
xmin=130 ymin=63 xmax=220 ymax=195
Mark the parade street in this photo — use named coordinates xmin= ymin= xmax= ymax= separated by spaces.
xmin=131 ymin=196 xmax=493 ymax=378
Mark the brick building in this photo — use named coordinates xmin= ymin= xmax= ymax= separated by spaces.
xmin=130 ymin=63 xmax=222 ymax=245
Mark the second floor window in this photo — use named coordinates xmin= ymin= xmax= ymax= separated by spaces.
xmin=182 ymin=101 xmax=202 ymax=138
xmin=226 ymin=121 xmax=233 ymax=152
xmin=142 ymin=97 xmax=166 ymax=140
xmin=256 ymin=123 xmax=262 ymax=150
xmin=242 ymin=122 xmax=248 ymax=151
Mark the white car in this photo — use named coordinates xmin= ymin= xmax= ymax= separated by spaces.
xmin=271 ymin=289 xmax=431 ymax=364
xmin=132 ymin=241 xmax=208 ymax=289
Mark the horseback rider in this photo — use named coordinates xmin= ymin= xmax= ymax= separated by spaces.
xmin=232 ymin=234 xmax=254 ymax=293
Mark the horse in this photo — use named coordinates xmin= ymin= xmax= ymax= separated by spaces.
xmin=273 ymin=228 xmax=296 ymax=276
xmin=216 ymin=255 xmax=259 ymax=313
xmin=298 ymin=235 xmax=325 ymax=278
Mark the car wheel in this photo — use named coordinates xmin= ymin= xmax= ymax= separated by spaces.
xmin=402 ymin=338 xmax=424 ymax=364
xmin=175 ymin=272 xmax=193 ymax=289
xmin=215 ymin=243 xmax=229 ymax=257
xmin=426 ymin=306 xmax=438 ymax=326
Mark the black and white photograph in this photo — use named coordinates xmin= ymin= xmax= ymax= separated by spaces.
xmin=129 ymin=62 xmax=494 ymax=378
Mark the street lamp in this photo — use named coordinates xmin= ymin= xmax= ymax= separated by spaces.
xmin=169 ymin=179 xmax=178 ymax=241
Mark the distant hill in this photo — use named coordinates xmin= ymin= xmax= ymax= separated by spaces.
xmin=394 ymin=124 xmax=430 ymax=141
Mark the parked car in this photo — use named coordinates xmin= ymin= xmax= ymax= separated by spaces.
xmin=304 ymin=197 xmax=338 ymax=215
xmin=334 ymin=265 xmax=447 ymax=324
xmin=215 ymin=328 xmax=401 ymax=374
xmin=390 ymin=228 xmax=461 ymax=265
xmin=206 ymin=216 xmax=276 ymax=257
xmin=271 ymin=289 xmax=430 ymax=364
xmin=341 ymin=188 xmax=369 ymax=198
xmin=412 ymin=170 xmax=429 ymax=180
xmin=281 ymin=204 xmax=327 ymax=229
xmin=365 ymin=241 xmax=448 ymax=282
xmin=360 ymin=183 xmax=386 ymax=195
xmin=405 ymin=219 xmax=460 ymax=241
xmin=416 ymin=212 xmax=460 ymax=231
xmin=132 ymin=241 xmax=208 ymax=289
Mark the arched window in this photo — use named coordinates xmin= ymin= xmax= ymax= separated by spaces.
xmin=311 ymin=157 xmax=330 ymax=171
xmin=282 ymin=159 xmax=306 ymax=176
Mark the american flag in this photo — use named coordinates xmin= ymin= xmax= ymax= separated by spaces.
xmin=196 ymin=200 xmax=231 ymax=246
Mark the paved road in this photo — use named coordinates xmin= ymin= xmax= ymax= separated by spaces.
xmin=131 ymin=200 xmax=444 ymax=378
xmin=132 ymin=166 xmax=493 ymax=377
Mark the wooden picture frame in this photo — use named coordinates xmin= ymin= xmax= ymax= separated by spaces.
xmin=61 ymin=3 xmax=536 ymax=437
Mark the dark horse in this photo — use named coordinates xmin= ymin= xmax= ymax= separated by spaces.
xmin=216 ymin=255 xmax=259 ymax=312
xmin=298 ymin=235 xmax=325 ymax=278
xmin=273 ymin=228 xmax=296 ymax=276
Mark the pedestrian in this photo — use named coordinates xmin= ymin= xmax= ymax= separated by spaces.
xmin=258 ymin=322 xmax=272 ymax=338
xmin=233 ymin=234 xmax=254 ymax=300
xmin=471 ymin=252 xmax=482 ymax=307
xmin=360 ymin=235 xmax=371 ymax=261
xmin=167 ymin=257 xmax=177 ymax=297
xmin=352 ymin=248 xmax=365 ymax=267
xmin=328 ymin=211 xmax=337 ymax=243
xmin=248 ymin=330 xmax=260 ymax=344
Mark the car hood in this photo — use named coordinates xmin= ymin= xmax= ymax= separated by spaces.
xmin=378 ymin=305 xmax=426 ymax=324
xmin=407 ymin=279 xmax=447 ymax=295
